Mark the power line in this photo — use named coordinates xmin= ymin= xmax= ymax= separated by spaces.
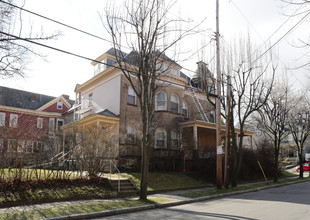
xmin=0 ymin=0 xmax=123 ymax=48
xmin=0 ymin=30 xmax=222 ymax=93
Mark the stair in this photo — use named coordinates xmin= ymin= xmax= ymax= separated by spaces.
xmin=109 ymin=178 xmax=139 ymax=197
xmin=189 ymin=86 xmax=209 ymax=122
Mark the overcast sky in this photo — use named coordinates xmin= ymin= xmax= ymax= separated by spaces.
xmin=1 ymin=0 xmax=309 ymax=99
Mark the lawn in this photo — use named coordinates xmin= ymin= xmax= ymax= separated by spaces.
xmin=0 ymin=198 xmax=171 ymax=220
xmin=0 ymin=170 xmax=207 ymax=207
xmin=107 ymin=172 xmax=208 ymax=190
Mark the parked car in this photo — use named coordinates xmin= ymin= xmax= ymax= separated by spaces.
xmin=295 ymin=162 xmax=310 ymax=172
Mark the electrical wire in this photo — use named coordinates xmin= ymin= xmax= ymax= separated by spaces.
xmin=0 ymin=30 xmax=221 ymax=93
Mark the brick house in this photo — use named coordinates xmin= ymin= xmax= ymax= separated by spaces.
xmin=0 ymin=86 xmax=74 ymax=165
xmin=63 ymin=48 xmax=253 ymax=171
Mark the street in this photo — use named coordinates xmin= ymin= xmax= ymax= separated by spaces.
xmin=93 ymin=180 xmax=310 ymax=220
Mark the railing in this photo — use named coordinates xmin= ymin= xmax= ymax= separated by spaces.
xmin=109 ymin=160 xmax=120 ymax=192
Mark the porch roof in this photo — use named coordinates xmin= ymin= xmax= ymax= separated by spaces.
xmin=179 ymin=120 xmax=254 ymax=137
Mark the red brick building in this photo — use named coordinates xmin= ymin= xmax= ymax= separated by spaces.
xmin=0 ymin=86 xmax=74 ymax=165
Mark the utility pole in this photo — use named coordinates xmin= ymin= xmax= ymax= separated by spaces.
xmin=216 ymin=0 xmax=222 ymax=189
xmin=224 ymin=76 xmax=231 ymax=189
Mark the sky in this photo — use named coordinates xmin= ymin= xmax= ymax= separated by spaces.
xmin=1 ymin=0 xmax=310 ymax=100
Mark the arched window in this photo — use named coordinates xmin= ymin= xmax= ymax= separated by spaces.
xmin=128 ymin=87 xmax=136 ymax=105
xmin=127 ymin=125 xmax=135 ymax=144
xmin=156 ymin=92 xmax=167 ymax=111
xmin=171 ymin=130 xmax=179 ymax=149
xmin=171 ymin=94 xmax=179 ymax=113
xmin=182 ymin=101 xmax=188 ymax=117
xmin=155 ymin=128 xmax=166 ymax=148
xmin=210 ymin=110 xmax=215 ymax=123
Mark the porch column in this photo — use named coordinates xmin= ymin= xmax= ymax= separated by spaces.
xmin=193 ymin=125 xmax=198 ymax=150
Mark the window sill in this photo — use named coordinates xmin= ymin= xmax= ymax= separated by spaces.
xmin=127 ymin=103 xmax=138 ymax=107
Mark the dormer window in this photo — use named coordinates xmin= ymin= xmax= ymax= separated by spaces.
xmin=94 ymin=58 xmax=116 ymax=75
xmin=57 ymin=101 xmax=63 ymax=110
xmin=171 ymin=68 xmax=179 ymax=76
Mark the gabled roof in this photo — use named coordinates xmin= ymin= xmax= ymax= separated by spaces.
xmin=97 ymin=109 xmax=119 ymax=118
xmin=123 ymin=50 xmax=182 ymax=69
xmin=0 ymin=86 xmax=74 ymax=111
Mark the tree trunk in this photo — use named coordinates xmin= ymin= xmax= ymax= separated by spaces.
xmin=273 ymin=139 xmax=280 ymax=182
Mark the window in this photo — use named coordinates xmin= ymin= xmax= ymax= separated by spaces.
xmin=182 ymin=101 xmax=188 ymax=117
xmin=76 ymin=92 xmax=81 ymax=105
xmin=171 ymin=131 xmax=179 ymax=149
xmin=171 ymin=68 xmax=179 ymax=76
xmin=8 ymin=139 xmax=17 ymax=152
xmin=0 ymin=112 xmax=5 ymax=126
xmin=128 ymin=87 xmax=136 ymax=105
xmin=49 ymin=118 xmax=55 ymax=132
xmin=57 ymin=101 xmax=63 ymax=109
xmin=89 ymin=93 xmax=93 ymax=106
xmin=155 ymin=128 xmax=167 ymax=149
xmin=26 ymin=141 xmax=34 ymax=153
xmin=37 ymin=118 xmax=43 ymax=129
xmin=210 ymin=111 xmax=215 ymax=123
xmin=0 ymin=139 xmax=3 ymax=152
xmin=127 ymin=125 xmax=136 ymax=144
xmin=171 ymin=95 xmax=179 ymax=113
xmin=156 ymin=92 xmax=167 ymax=111
xmin=57 ymin=119 xmax=64 ymax=131
xmin=9 ymin=114 xmax=18 ymax=128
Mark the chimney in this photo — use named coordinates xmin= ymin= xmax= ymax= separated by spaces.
xmin=31 ymin=93 xmax=36 ymax=101
xmin=62 ymin=94 xmax=69 ymax=100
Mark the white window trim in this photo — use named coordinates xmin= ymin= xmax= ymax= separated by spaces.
xmin=155 ymin=92 xmax=167 ymax=111
xmin=49 ymin=118 xmax=55 ymax=132
xmin=9 ymin=114 xmax=18 ymax=128
xmin=57 ymin=101 xmax=63 ymax=110
xmin=127 ymin=125 xmax=136 ymax=144
xmin=0 ymin=112 xmax=5 ymax=126
xmin=128 ymin=87 xmax=137 ymax=105
xmin=171 ymin=94 xmax=179 ymax=113
xmin=155 ymin=128 xmax=167 ymax=149
xmin=56 ymin=119 xmax=64 ymax=131
xmin=183 ymin=101 xmax=188 ymax=117
xmin=0 ymin=139 xmax=3 ymax=152
xmin=37 ymin=118 xmax=43 ymax=129
xmin=171 ymin=130 xmax=179 ymax=149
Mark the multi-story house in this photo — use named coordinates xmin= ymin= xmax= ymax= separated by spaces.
xmin=63 ymin=48 xmax=253 ymax=171
xmin=0 ymin=86 xmax=74 ymax=166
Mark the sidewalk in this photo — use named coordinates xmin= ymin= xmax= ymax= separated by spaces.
xmin=0 ymin=186 xmax=211 ymax=215
xmin=1 ymin=178 xmax=309 ymax=220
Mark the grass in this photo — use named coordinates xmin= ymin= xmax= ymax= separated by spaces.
xmin=0 ymin=197 xmax=170 ymax=220
xmin=179 ymin=176 xmax=310 ymax=198
xmin=106 ymin=172 xmax=207 ymax=190
xmin=0 ymin=185 xmax=114 ymax=205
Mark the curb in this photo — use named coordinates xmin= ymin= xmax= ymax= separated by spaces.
xmin=44 ymin=178 xmax=310 ymax=220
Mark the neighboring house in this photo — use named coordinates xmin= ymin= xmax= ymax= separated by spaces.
xmin=63 ymin=48 xmax=253 ymax=171
xmin=0 ymin=86 xmax=74 ymax=165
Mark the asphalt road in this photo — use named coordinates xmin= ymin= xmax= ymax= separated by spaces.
xmin=93 ymin=181 xmax=310 ymax=220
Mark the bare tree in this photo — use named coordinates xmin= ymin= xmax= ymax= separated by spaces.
xmin=223 ymin=36 xmax=275 ymax=187
xmin=288 ymin=93 xmax=310 ymax=178
xmin=255 ymin=80 xmax=297 ymax=182
xmin=0 ymin=0 xmax=59 ymax=78
xmin=67 ymin=125 xmax=117 ymax=178
xmin=103 ymin=0 xmax=199 ymax=199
